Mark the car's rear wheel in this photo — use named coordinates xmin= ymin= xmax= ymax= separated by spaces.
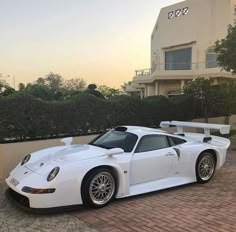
xmin=196 ymin=152 xmax=216 ymax=183
xmin=81 ymin=168 xmax=116 ymax=208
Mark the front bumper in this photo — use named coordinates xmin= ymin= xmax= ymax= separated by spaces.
xmin=6 ymin=188 xmax=82 ymax=213
xmin=5 ymin=166 xmax=84 ymax=211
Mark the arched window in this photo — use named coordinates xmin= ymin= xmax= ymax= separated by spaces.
xmin=206 ymin=47 xmax=218 ymax=68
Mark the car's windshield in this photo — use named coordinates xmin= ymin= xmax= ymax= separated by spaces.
xmin=89 ymin=130 xmax=138 ymax=152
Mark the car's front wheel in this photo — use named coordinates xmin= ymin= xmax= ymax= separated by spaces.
xmin=196 ymin=152 xmax=216 ymax=184
xmin=81 ymin=168 xmax=116 ymax=208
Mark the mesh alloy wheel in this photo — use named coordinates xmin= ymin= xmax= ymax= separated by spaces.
xmin=81 ymin=168 xmax=116 ymax=208
xmin=89 ymin=172 xmax=115 ymax=206
xmin=196 ymin=152 xmax=216 ymax=183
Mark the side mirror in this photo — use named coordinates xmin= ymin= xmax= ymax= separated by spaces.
xmin=105 ymin=148 xmax=124 ymax=157
xmin=61 ymin=137 xmax=73 ymax=147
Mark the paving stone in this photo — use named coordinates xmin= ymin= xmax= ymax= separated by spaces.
xmin=2 ymin=137 xmax=236 ymax=232
xmin=73 ymin=147 xmax=236 ymax=232
xmin=0 ymin=182 xmax=99 ymax=232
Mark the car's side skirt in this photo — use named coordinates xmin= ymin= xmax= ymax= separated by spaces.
xmin=117 ymin=176 xmax=196 ymax=198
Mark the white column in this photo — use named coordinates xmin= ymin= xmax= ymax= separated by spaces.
xmin=213 ymin=78 xmax=218 ymax=85
xmin=140 ymin=90 xmax=144 ymax=99
xmin=147 ymin=85 xmax=150 ymax=97
xmin=181 ymin=80 xmax=185 ymax=93
xmin=155 ymin=81 xmax=159 ymax=95
xmin=144 ymin=86 xmax=147 ymax=98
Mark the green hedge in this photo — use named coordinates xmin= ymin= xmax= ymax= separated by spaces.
xmin=0 ymin=93 xmax=228 ymax=143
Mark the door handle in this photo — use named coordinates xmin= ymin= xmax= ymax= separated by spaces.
xmin=165 ymin=152 xmax=175 ymax=156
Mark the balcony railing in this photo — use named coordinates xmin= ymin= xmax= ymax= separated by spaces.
xmin=135 ymin=61 xmax=219 ymax=76
xmin=135 ymin=69 xmax=151 ymax=77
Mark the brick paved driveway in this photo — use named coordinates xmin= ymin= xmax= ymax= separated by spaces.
xmin=1 ymin=148 xmax=236 ymax=232
xmin=73 ymin=150 xmax=236 ymax=232
xmin=0 ymin=183 xmax=98 ymax=232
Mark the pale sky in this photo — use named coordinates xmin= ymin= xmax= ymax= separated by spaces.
xmin=0 ymin=0 xmax=182 ymax=88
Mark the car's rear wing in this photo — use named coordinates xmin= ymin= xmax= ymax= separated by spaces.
xmin=160 ymin=121 xmax=230 ymax=141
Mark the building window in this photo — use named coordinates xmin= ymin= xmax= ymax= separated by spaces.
xmin=206 ymin=48 xmax=218 ymax=68
xmin=168 ymin=11 xmax=174 ymax=19
xmin=168 ymin=7 xmax=189 ymax=19
xmin=165 ymin=48 xmax=192 ymax=70
xmin=234 ymin=5 xmax=236 ymax=14
xmin=175 ymin=9 xmax=182 ymax=17
xmin=182 ymin=7 xmax=189 ymax=15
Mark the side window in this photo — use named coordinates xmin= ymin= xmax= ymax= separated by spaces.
xmin=206 ymin=47 xmax=217 ymax=68
xmin=168 ymin=136 xmax=186 ymax=146
xmin=135 ymin=135 xmax=169 ymax=153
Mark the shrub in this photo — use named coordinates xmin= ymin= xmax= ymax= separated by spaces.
xmin=0 ymin=90 xmax=233 ymax=143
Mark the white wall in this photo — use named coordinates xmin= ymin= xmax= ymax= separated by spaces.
xmin=151 ymin=0 xmax=234 ymax=69
xmin=0 ymin=134 xmax=98 ymax=180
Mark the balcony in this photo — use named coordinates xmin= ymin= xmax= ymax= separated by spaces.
xmin=134 ymin=69 xmax=151 ymax=77
xmin=133 ymin=61 xmax=223 ymax=83
xmin=152 ymin=61 xmax=218 ymax=72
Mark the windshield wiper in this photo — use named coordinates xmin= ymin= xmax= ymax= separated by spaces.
xmin=89 ymin=144 xmax=114 ymax=149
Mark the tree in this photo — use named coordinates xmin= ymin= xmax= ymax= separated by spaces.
xmin=85 ymin=84 xmax=105 ymax=99
xmin=1 ymin=86 xmax=15 ymax=96
xmin=18 ymin=83 xmax=26 ymax=92
xmin=24 ymin=73 xmax=65 ymax=100
xmin=20 ymin=73 xmax=86 ymax=100
xmin=215 ymin=22 xmax=236 ymax=74
xmin=63 ymin=78 xmax=86 ymax=92
xmin=141 ymin=96 xmax=172 ymax=127
xmin=0 ymin=80 xmax=15 ymax=96
xmin=216 ymin=81 xmax=236 ymax=124
xmin=0 ymin=80 xmax=6 ymax=94
xmin=98 ymin=85 xmax=122 ymax=99
xmin=184 ymin=77 xmax=215 ymax=122
xmin=109 ymin=95 xmax=142 ymax=126
xmin=35 ymin=77 xmax=46 ymax=85
xmin=24 ymin=83 xmax=54 ymax=101
xmin=44 ymin=72 xmax=64 ymax=91
xmin=169 ymin=95 xmax=196 ymax=121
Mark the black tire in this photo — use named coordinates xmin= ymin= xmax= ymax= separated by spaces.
xmin=81 ymin=168 xmax=116 ymax=208
xmin=196 ymin=152 xmax=216 ymax=184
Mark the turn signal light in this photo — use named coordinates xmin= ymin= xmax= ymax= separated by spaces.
xmin=22 ymin=186 xmax=55 ymax=194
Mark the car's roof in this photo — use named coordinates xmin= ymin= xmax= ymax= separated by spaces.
xmin=114 ymin=126 xmax=206 ymax=144
xmin=120 ymin=126 xmax=166 ymax=136
xmin=116 ymin=125 xmax=190 ymax=138
xmin=110 ymin=126 xmax=211 ymax=147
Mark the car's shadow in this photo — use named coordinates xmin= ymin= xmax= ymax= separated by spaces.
xmin=72 ymin=182 xmax=199 ymax=214
xmin=1 ymin=173 xmax=221 ymax=216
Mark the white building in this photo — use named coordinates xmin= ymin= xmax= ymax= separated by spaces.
xmin=126 ymin=0 xmax=236 ymax=98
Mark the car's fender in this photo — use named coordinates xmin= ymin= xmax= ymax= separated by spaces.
xmin=181 ymin=142 xmax=224 ymax=170
xmin=59 ymin=154 xmax=131 ymax=199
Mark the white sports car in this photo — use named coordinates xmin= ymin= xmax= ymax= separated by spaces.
xmin=6 ymin=121 xmax=230 ymax=213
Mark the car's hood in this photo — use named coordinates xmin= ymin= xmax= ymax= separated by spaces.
xmin=25 ymin=144 xmax=107 ymax=175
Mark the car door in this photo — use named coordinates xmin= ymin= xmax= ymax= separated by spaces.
xmin=130 ymin=134 xmax=178 ymax=185
xmin=166 ymin=135 xmax=187 ymax=175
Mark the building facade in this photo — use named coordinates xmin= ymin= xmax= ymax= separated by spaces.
xmin=126 ymin=0 xmax=236 ymax=98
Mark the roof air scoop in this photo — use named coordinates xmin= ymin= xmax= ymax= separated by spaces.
xmin=114 ymin=126 xmax=127 ymax=132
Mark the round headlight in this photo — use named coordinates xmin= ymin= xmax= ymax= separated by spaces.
xmin=21 ymin=154 xmax=31 ymax=166
xmin=47 ymin=167 xmax=60 ymax=182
